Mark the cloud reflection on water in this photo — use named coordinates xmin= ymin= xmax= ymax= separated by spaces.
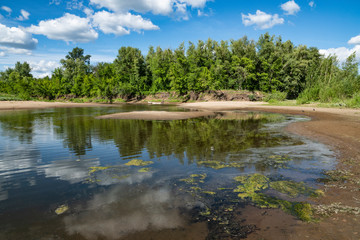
xmin=64 ymin=185 xmax=187 ymax=239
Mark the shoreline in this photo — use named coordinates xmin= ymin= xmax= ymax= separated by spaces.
xmin=1 ymin=100 xmax=360 ymax=239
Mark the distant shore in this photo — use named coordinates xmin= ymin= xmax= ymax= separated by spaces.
xmin=0 ymin=101 xmax=112 ymax=110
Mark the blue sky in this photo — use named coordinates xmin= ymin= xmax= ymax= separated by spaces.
xmin=0 ymin=0 xmax=359 ymax=77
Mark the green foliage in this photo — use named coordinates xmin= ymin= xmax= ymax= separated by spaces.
xmin=0 ymin=36 xmax=359 ymax=104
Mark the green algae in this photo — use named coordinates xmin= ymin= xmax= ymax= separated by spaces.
xmin=88 ymin=166 xmax=111 ymax=174
xmin=190 ymin=186 xmax=202 ymax=191
xmin=180 ymin=173 xmax=207 ymax=185
xmin=55 ymin=204 xmax=69 ymax=215
xmin=112 ymin=174 xmax=130 ymax=180
xmin=125 ymin=159 xmax=154 ymax=167
xmin=232 ymin=173 xmax=319 ymax=222
xmin=270 ymin=181 xmax=324 ymax=198
xmin=203 ymin=191 xmax=216 ymax=195
xmin=197 ymin=160 xmax=244 ymax=170
xmin=233 ymin=174 xmax=269 ymax=199
xmin=138 ymin=168 xmax=151 ymax=173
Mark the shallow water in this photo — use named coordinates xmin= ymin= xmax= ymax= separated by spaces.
xmin=0 ymin=105 xmax=335 ymax=239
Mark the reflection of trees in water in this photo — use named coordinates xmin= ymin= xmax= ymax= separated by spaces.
xmin=0 ymin=108 xmax=296 ymax=164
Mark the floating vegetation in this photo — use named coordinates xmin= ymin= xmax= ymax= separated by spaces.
xmin=125 ymin=159 xmax=154 ymax=167
xmin=88 ymin=166 xmax=111 ymax=174
xmin=197 ymin=160 xmax=244 ymax=170
xmin=55 ymin=205 xmax=69 ymax=215
xmin=319 ymin=169 xmax=353 ymax=183
xmin=233 ymin=174 xmax=269 ymax=199
xmin=314 ymin=203 xmax=360 ymax=216
xmin=203 ymin=191 xmax=216 ymax=195
xmin=112 ymin=174 xmax=130 ymax=180
xmin=270 ymin=181 xmax=325 ymax=198
xmin=138 ymin=168 xmax=151 ymax=173
xmin=180 ymin=173 xmax=207 ymax=185
xmin=259 ymin=154 xmax=292 ymax=169
xmin=232 ymin=173 xmax=323 ymax=222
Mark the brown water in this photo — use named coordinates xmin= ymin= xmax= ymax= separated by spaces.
xmin=0 ymin=105 xmax=335 ymax=239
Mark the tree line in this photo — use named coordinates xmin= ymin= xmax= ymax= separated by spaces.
xmin=0 ymin=33 xmax=359 ymax=104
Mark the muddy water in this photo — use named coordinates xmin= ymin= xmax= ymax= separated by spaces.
xmin=0 ymin=105 xmax=335 ymax=239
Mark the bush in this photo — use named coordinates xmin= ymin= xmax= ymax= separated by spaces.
xmin=264 ymin=91 xmax=287 ymax=102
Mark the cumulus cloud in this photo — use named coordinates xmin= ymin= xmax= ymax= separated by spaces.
xmin=281 ymin=0 xmax=300 ymax=15
xmin=92 ymin=11 xmax=159 ymax=35
xmin=1 ymin=6 xmax=12 ymax=15
xmin=348 ymin=35 xmax=360 ymax=45
xmin=16 ymin=9 xmax=30 ymax=21
xmin=242 ymin=10 xmax=284 ymax=30
xmin=90 ymin=0 xmax=211 ymax=16
xmin=0 ymin=23 xmax=38 ymax=50
xmin=0 ymin=46 xmax=32 ymax=55
xmin=30 ymin=60 xmax=60 ymax=78
xmin=27 ymin=13 xmax=98 ymax=43
xmin=90 ymin=0 xmax=174 ymax=15
xmin=319 ymin=45 xmax=360 ymax=63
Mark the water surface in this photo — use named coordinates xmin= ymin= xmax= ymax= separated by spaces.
xmin=0 ymin=105 xmax=335 ymax=239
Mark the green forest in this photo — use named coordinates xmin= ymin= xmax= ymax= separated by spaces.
xmin=1 ymin=33 xmax=359 ymax=106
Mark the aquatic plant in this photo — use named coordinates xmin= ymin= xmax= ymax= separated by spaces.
xmin=55 ymin=205 xmax=69 ymax=215
xmin=233 ymin=174 xmax=269 ymax=199
xmin=197 ymin=160 xmax=244 ymax=170
xmin=180 ymin=173 xmax=207 ymax=185
xmin=233 ymin=173 xmax=320 ymax=221
xmin=125 ymin=159 xmax=154 ymax=167
xmin=88 ymin=166 xmax=111 ymax=174
xmin=270 ymin=181 xmax=324 ymax=198
xmin=138 ymin=168 xmax=151 ymax=173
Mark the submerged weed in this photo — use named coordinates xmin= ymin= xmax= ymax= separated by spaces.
xmin=125 ymin=159 xmax=154 ymax=167
xmin=55 ymin=205 xmax=69 ymax=215
xmin=270 ymin=181 xmax=324 ymax=198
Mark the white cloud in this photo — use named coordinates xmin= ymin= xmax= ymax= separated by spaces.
xmin=0 ymin=52 xmax=5 ymax=57
xmin=27 ymin=13 xmax=98 ymax=43
xmin=181 ymin=0 xmax=209 ymax=8
xmin=174 ymin=2 xmax=189 ymax=20
xmin=30 ymin=60 xmax=60 ymax=78
xmin=242 ymin=10 xmax=284 ymax=30
xmin=16 ymin=9 xmax=30 ymax=21
xmin=0 ymin=46 xmax=32 ymax=55
xmin=319 ymin=45 xmax=360 ymax=63
xmin=90 ymin=0 xmax=211 ymax=16
xmin=92 ymin=11 xmax=159 ymax=35
xmin=309 ymin=1 xmax=315 ymax=8
xmin=1 ymin=6 xmax=12 ymax=15
xmin=0 ymin=23 xmax=38 ymax=50
xmin=90 ymin=0 xmax=174 ymax=15
xmin=348 ymin=35 xmax=360 ymax=45
xmin=281 ymin=0 xmax=300 ymax=15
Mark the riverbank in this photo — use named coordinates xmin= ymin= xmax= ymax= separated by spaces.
xmin=0 ymin=101 xmax=112 ymax=110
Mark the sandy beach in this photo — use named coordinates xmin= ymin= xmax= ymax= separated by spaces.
xmin=1 ymin=100 xmax=360 ymax=239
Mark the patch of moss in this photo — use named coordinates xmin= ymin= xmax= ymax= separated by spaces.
xmin=138 ymin=168 xmax=151 ymax=173
xmin=270 ymin=181 xmax=324 ymax=198
xmin=55 ymin=205 xmax=69 ymax=215
xmin=125 ymin=159 xmax=154 ymax=167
